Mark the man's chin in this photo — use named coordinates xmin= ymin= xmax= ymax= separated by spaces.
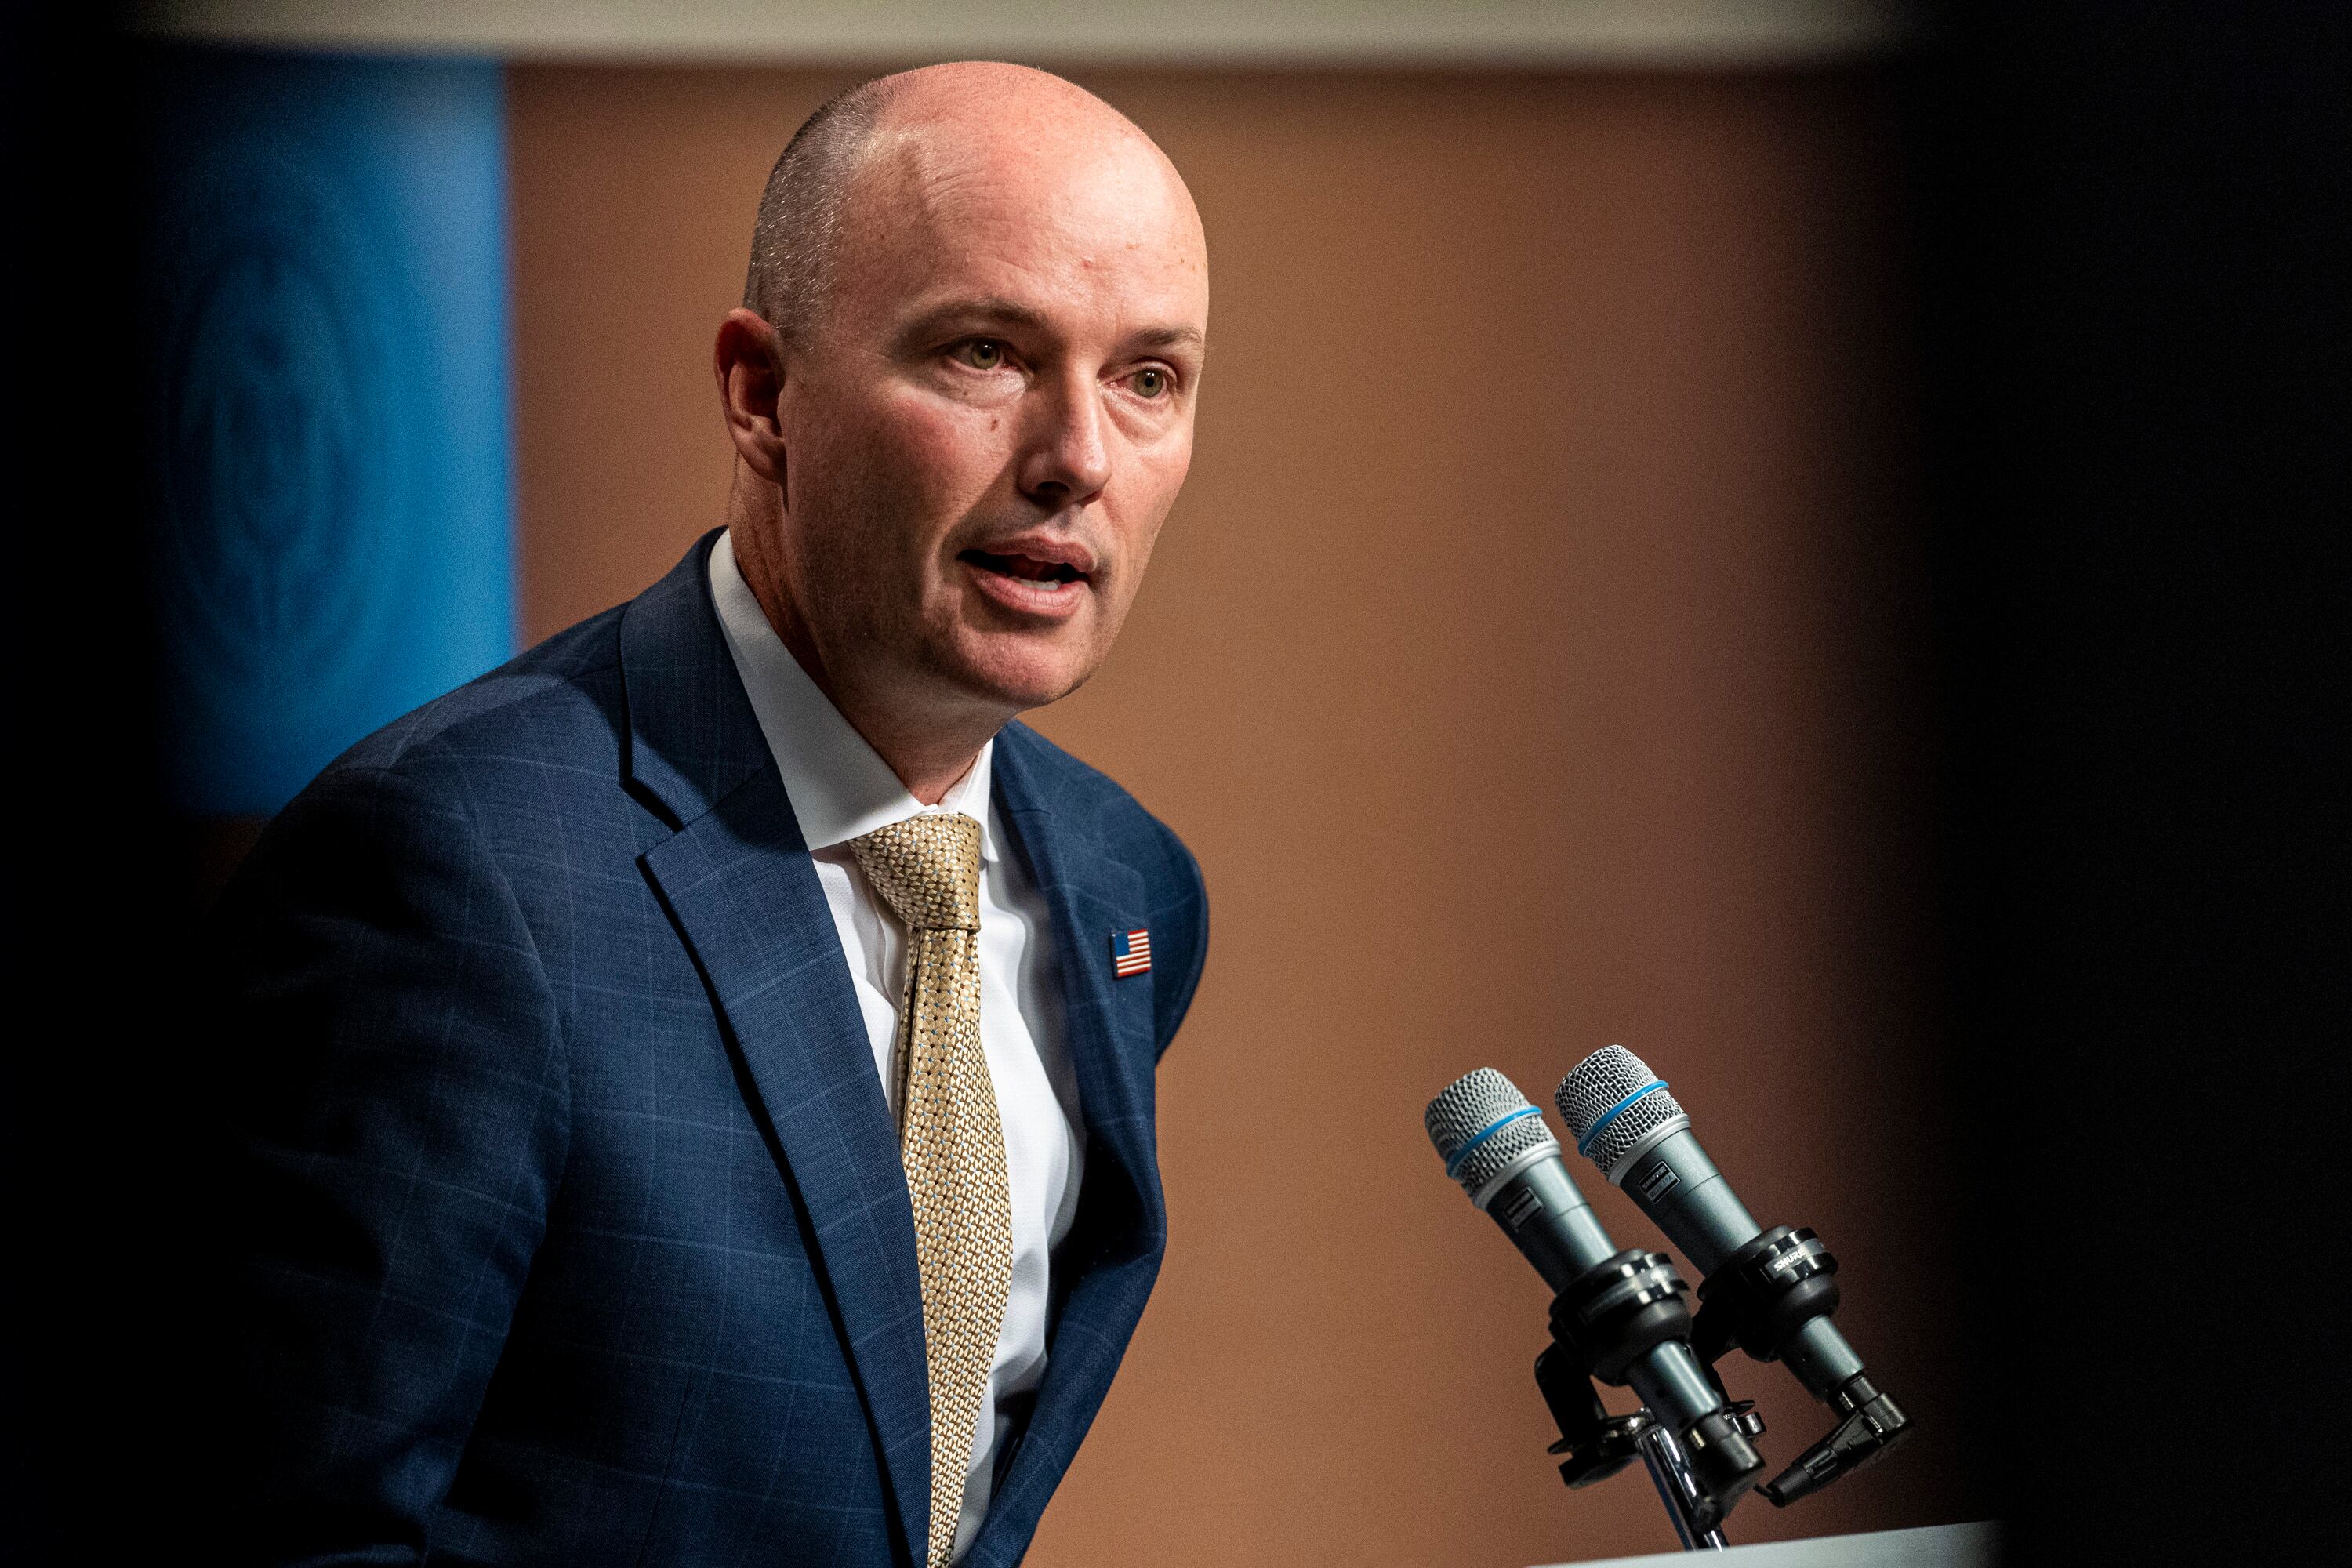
xmin=939 ymin=633 xmax=1099 ymax=714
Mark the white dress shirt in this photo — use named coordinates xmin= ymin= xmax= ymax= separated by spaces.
xmin=708 ymin=530 xmax=1086 ymax=1561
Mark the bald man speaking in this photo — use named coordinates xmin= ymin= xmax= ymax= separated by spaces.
xmin=216 ymin=66 xmax=1210 ymax=1567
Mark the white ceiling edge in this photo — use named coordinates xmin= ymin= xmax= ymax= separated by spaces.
xmin=129 ymin=0 xmax=1921 ymax=67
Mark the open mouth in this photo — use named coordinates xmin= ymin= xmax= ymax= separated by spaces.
xmin=960 ymin=549 xmax=1089 ymax=586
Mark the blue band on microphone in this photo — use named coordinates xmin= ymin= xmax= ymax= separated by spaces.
xmin=1575 ymin=1080 xmax=1668 ymax=1157
xmin=1443 ymin=1105 xmax=1543 ymax=1179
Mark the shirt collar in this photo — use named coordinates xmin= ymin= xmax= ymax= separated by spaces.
xmin=709 ymin=528 xmax=998 ymax=862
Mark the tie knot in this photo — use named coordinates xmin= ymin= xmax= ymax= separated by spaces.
xmin=848 ymin=812 xmax=983 ymax=933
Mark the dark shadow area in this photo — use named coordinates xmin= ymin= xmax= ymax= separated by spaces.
xmin=6 ymin=10 xmax=236 ymax=1555
xmin=1910 ymin=4 xmax=2348 ymax=1560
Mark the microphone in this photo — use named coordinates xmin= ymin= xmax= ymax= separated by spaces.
xmin=1424 ymin=1069 xmax=1764 ymax=1524
xmin=1555 ymin=1046 xmax=1911 ymax=1505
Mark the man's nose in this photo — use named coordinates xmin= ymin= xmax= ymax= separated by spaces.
xmin=1017 ymin=370 xmax=1112 ymax=509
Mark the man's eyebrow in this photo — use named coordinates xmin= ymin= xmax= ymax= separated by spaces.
xmin=1131 ymin=325 xmax=1207 ymax=358
xmin=898 ymin=299 xmax=1206 ymax=358
xmin=901 ymin=297 xmax=1051 ymax=337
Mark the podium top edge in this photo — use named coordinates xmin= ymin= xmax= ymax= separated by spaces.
xmin=1530 ymin=1520 xmax=2000 ymax=1568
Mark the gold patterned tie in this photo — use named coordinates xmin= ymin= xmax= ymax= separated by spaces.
xmin=848 ymin=812 xmax=1012 ymax=1568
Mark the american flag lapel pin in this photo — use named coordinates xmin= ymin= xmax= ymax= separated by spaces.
xmin=1111 ymin=927 xmax=1152 ymax=978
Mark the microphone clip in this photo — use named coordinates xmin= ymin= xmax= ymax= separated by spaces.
xmin=1689 ymin=1224 xmax=1914 ymax=1508
xmin=1537 ymin=1249 xmax=1768 ymax=1539
xmin=1534 ymin=1343 xmax=1651 ymax=1488
xmin=1548 ymin=1248 xmax=1694 ymax=1385
xmin=1534 ymin=1344 xmax=1768 ymax=1544
xmin=1690 ymin=1225 xmax=1841 ymax=1367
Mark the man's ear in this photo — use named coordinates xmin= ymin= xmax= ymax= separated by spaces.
xmin=715 ymin=308 xmax=788 ymax=484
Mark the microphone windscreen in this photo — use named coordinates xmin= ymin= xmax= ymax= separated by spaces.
xmin=1556 ymin=1045 xmax=1689 ymax=1178
xmin=1425 ymin=1067 xmax=1561 ymax=1204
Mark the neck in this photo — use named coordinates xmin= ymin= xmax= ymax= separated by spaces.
xmin=727 ymin=481 xmax=1009 ymax=807
xmin=826 ymin=699 xmax=997 ymax=807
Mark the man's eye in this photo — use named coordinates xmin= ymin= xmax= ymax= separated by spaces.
xmin=956 ymin=339 xmax=1007 ymax=370
xmin=1131 ymin=367 xmax=1170 ymax=399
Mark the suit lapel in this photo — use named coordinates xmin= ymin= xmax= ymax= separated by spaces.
xmin=621 ymin=535 xmax=933 ymax=1564
xmin=993 ymin=728 xmax=1160 ymax=1232
xmin=967 ymin=727 xmax=1167 ymax=1566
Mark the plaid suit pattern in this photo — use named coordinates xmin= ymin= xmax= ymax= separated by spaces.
xmin=217 ymin=532 xmax=1210 ymax=1567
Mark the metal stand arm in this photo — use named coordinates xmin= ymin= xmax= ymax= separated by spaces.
xmin=1635 ymin=1420 xmax=1731 ymax=1551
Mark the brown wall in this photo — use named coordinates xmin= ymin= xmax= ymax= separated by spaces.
xmin=509 ymin=67 xmax=1967 ymax=1566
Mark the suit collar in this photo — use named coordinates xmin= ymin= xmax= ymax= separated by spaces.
xmin=616 ymin=528 xmax=774 ymax=831
xmin=989 ymin=725 xmax=1159 ymax=1203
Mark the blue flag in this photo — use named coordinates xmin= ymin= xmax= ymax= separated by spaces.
xmin=143 ymin=50 xmax=517 ymax=815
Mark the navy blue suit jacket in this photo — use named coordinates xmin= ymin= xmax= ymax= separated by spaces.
xmin=215 ymin=534 xmax=1209 ymax=1566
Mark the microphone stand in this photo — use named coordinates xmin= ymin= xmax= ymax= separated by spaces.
xmin=1635 ymin=1420 xmax=1731 ymax=1551
xmin=1533 ymin=1221 xmax=1915 ymax=1552
xmin=1534 ymin=1345 xmax=1756 ymax=1552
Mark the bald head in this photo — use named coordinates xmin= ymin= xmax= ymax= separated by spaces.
xmin=716 ymin=61 xmax=1207 ymax=800
xmin=745 ymin=63 xmax=1195 ymax=346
